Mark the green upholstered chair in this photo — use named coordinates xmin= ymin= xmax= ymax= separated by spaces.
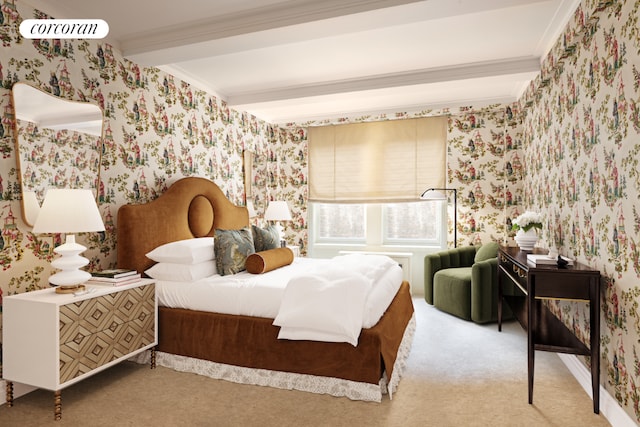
xmin=424 ymin=242 xmax=500 ymax=323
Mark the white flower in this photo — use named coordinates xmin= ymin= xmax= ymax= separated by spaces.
xmin=512 ymin=211 xmax=543 ymax=232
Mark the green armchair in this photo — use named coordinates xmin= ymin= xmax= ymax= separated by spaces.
xmin=424 ymin=242 xmax=500 ymax=323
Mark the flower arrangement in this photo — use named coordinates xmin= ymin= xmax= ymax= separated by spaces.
xmin=512 ymin=211 xmax=543 ymax=233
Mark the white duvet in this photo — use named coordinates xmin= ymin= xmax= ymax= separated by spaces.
xmin=157 ymin=254 xmax=403 ymax=345
xmin=273 ymin=254 xmax=400 ymax=345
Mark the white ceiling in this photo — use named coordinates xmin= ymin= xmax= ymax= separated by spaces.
xmin=24 ymin=0 xmax=579 ymax=124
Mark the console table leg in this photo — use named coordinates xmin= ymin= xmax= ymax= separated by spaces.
xmin=498 ymin=278 xmax=503 ymax=332
xmin=591 ymin=277 xmax=600 ymax=414
xmin=54 ymin=390 xmax=62 ymax=421
xmin=592 ymin=358 xmax=599 ymax=414
xmin=528 ymin=349 xmax=535 ymax=404
xmin=6 ymin=381 xmax=13 ymax=407
xmin=528 ymin=277 xmax=536 ymax=405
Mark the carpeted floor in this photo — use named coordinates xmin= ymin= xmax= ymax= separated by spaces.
xmin=0 ymin=298 xmax=612 ymax=426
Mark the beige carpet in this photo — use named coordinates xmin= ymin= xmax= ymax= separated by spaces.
xmin=0 ymin=298 xmax=612 ymax=426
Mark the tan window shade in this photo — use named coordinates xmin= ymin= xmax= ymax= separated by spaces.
xmin=308 ymin=117 xmax=446 ymax=203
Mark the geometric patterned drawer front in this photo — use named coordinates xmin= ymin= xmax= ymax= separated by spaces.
xmin=59 ymin=284 xmax=155 ymax=384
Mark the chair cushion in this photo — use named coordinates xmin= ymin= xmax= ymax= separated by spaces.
xmin=474 ymin=242 xmax=499 ymax=263
xmin=433 ymin=267 xmax=472 ymax=320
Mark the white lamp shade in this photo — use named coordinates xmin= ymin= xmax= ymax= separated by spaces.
xmin=264 ymin=201 xmax=292 ymax=221
xmin=32 ymin=189 xmax=105 ymax=234
xmin=420 ymin=189 xmax=447 ymax=200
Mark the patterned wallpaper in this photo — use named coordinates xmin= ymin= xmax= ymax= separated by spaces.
xmin=447 ymin=106 xmax=523 ymax=247
xmin=517 ymin=0 xmax=640 ymax=421
xmin=1 ymin=0 xmax=639 ymax=422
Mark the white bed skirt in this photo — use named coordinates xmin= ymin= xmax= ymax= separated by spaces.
xmin=132 ymin=313 xmax=416 ymax=402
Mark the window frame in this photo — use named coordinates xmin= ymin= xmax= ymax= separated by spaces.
xmin=309 ymin=203 xmax=367 ymax=245
xmin=309 ymin=201 xmax=447 ymax=248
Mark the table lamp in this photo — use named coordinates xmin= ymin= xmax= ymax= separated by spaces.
xmin=264 ymin=200 xmax=292 ymax=246
xmin=32 ymin=189 xmax=105 ymax=292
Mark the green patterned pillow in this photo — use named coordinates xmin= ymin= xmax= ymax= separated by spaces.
xmin=251 ymin=224 xmax=279 ymax=252
xmin=214 ymin=227 xmax=255 ymax=276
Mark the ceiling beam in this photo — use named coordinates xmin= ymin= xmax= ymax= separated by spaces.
xmin=226 ymin=56 xmax=541 ymax=106
xmin=121 ymin=0 xmax=424 ymax=59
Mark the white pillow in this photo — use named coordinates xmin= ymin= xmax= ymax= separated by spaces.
xmin=145 ymin=260 xmax=217 ymax=282
xmin=146 ymin=237 xmax=214 ymax=264
xmin=277 ymin=327 xmax=361 ymax=347
xmin=272 ymin=272 xmax=368 ymax=347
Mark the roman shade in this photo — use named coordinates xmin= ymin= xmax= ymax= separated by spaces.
xmin=308 ymin=117 xmax=447 ymax=203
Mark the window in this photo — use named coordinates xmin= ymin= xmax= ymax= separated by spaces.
xmin=310 ymin=201 xmax=444 ymax=247
xmin=383 ymin=201 xmax=442 ymax=245
xmin=312 ymin=203 xmax=366 ymax=243
xmin=307 ymin=116 xmax=448 ymax=251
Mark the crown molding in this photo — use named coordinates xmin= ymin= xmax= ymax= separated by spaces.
xmin=226 ymin=57 xmax=540 ymax=106
xmin=121 ymin=0 xmax=422 ymax=59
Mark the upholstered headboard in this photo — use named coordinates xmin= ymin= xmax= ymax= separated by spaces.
xmin=117 ymin=177 xmax=249 ymax=274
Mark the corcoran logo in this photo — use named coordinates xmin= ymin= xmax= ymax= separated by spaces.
xmin=19 ymin=19 xmax=109 ymax=39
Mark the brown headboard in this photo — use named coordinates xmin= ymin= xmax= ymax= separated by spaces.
xmin=117 ymin=177 xmax=249 ymax=274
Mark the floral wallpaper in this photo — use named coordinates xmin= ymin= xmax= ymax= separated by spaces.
xmin=1 ymin=0 xmax=640 ymax=423
xmin=517 ymin=0 xmax=640 ymax=422
xmin=446 ymin=106 xmax=523 ymax=247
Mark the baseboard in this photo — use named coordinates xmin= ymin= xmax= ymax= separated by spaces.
xmin=0 ymin=380 xmax=36 ymax=405
xmin=557 ymin=353 xmax=638 ymax=427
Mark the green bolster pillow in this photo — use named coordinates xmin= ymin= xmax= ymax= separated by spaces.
xmin=245 ymin=247 xmax=294 ymax=274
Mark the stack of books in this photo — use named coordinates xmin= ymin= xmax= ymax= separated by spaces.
xmin=526 ymin=254 xmax=574 ymax=266
xmin=87 ymin=269 xmax=141 ymax=286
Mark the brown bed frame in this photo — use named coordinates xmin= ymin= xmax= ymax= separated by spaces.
xmin=116 ymin=177 xmax=414 ymax=397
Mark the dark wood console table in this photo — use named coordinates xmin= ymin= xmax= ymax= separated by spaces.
xmin=497 ymin=246 xmax=601 ymax=414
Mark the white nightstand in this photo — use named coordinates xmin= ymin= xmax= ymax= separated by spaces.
xmin=2 ymin=279 xmax=157 ymax=420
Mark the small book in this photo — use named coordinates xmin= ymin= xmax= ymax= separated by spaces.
xmin=87 ymin=274 xmax=142 ymax=286
xmin=91 ymin=269 xmax=138 ymax=279
xmin=88 ymin=273 xmax=141 ymax=283
xmin=527 ymin=254 xmax=573 ymax=266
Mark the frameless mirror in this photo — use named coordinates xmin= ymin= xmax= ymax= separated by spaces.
xmin=243 ymin=149 xmax=267 ymax=218
xmin=12 ymin=83 xmax=103 ymax=226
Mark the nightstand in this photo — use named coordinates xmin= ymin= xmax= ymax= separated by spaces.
xmin=2 ymin=279 xmax=157 ymax=421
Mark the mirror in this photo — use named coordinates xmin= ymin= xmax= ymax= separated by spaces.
xmin=12 ymin=83 xmax=103 ymax=226
xmin=243 ymin=149 xmax=268 ymax=219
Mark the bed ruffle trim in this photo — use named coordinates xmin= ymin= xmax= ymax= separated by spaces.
xmin=132 ymin=313 xmax=415 ymax=402
xmin=384 ymin=312 xmax=416 ymax=399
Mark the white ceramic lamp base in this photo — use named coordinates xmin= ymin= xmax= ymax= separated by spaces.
xmin=48 ymin=234 xmax=91 ymax=288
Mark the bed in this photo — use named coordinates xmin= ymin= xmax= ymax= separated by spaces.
xmin=116 ymin=176 xmax=415 ymax=401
